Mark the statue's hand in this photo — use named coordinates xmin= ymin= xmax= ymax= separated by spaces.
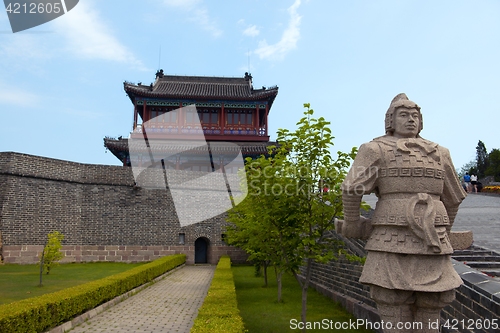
xmin=335 ymin=216 xmax=373 ymax=240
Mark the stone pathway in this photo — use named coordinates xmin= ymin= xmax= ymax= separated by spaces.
xmin=68 ymin=265 xmax=215 ymax=333
xmin=363 ymin=193 xmax=500 ymax=253
xmin=453 ymin=193 xmax=500 ymax=254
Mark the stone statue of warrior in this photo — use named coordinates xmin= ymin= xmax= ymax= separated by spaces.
xmin=338 ymin=93 xmax=467 ymax=333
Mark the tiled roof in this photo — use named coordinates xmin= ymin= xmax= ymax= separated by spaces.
xmin=124 ymin=73 xmax=278 ymax=102
xmin=104 ymin=138 xmax=276 ymax=156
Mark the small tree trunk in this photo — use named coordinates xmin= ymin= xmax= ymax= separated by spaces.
xmin=39 ymin=245 xmax=46 ymax=286
xmin=301 ymin=285 xmax=308 ymax=333
xmin=277 ymin=270 xmax=283 ymax=303
xmin=301 ymin=258 xmax=313 ymax=333
xmin=263 ymin=261 xmax=268 ymax=287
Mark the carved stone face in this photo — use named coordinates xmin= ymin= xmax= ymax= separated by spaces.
xmin=393 ymin=107 xmax=420 ymax=138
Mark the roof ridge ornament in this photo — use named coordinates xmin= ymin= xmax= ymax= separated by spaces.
xmin=155 ymin=69 xmax=164 ymax=79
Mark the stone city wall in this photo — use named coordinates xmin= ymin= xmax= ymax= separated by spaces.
xmin=0 ymin=152 xmax=247 ymax=265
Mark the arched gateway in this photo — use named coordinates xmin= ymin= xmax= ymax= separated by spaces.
xmin=194 ymin=237 xmax=209 ymax=264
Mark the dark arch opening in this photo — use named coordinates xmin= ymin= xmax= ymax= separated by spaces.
xmin=194 ymin=237 xmax=209 ymax=264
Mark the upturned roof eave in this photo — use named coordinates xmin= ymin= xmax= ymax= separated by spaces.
xmin=123 ymin=84 xmax=278 ymax=103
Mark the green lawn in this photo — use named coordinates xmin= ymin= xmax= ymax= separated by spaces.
xmin=232 ymin=265 xmax=374 ymax=333
xmin=0 ymin=262 xmax=145 ymax=305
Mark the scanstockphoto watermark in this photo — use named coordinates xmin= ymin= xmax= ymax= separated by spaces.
xmin=289 ymin=318 xmax=439 ymax=331
xmin=128 ymin=104 xmax=249 ymax=228
xmin=3 ymin=0 xmax=79 ymax=33
xmin=245 ymin=164 xmax=381 ymax=197
xmin=342 ymin=165 xmax=381 ymax=196
xmin=248 ymin=179 xmax=317 ymax=197
xmin=246 ymin=161 xmax=347 ymax=181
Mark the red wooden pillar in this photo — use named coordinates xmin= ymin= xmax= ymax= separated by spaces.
xmin=179 ymin=102 xmax=185 ymax=128
xmin=256 ymin=105 xmax=260 ymax=136
xmin=142 ymin=101 xmax=148 ymax=123
xmin=254 ymin=104 xmax=258 ymax=134
xmin=220 ymin=102 xmax=225 ymax=135
xmin=265 ymin=104 xmax=269 ymax=136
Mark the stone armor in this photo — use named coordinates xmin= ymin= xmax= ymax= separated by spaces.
xmin=342 ymin=135 xmax=465 ymax=257
xmin=365 ymin=136 xmax=455 ymax=255
xmin=341 ymin=134 xmax=466 ymax=293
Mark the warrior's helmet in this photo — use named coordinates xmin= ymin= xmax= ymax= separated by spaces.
xmin=385 ymin=93 xmax=423 ymax=135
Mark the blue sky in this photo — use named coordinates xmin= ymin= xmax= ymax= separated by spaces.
xmin=1 ymin=0 xmax=499 ymax=171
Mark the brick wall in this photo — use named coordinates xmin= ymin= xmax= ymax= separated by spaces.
xmin=0 ymin=152 xmax=247 ymax=265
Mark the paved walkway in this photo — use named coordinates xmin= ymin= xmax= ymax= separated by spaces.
xmin=68 ymin=265 xmax=215 ymax=333
xmin=453 ymin=193 xmax=500 ymax=253
xmin=363 ymin=193 xmax=500 ymax=254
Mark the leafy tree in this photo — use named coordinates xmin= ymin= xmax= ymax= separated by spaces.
xmin=39 ymin=231 xmax=64 ymax=275
xmin=458 ymin=160 xmax=476 ymax=179
xmin=476 ymin=140 xmax=489 ymax=178
xmin=227 ymin=151 xmax=302 ymax=299
xmin=276 ymin=104 xmax=357 ymax=327
xmin=227 ymin=104 xmax=357 ymax=327
xmin=486 ymin=148 xmax=500 ymax=182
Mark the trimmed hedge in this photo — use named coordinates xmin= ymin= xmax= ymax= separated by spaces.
xmin=190 ymin=256 xmax=246 ymax=333
xmin=0 ymin=254 xmax=185 ymax=333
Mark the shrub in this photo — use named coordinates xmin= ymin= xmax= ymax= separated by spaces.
xmin=39 ymin=231 xmax=65 ymax=275
xmin=190 ymin=256 xmax=246 ymax=333
xmin=0 ymin=254 xmax=185 ymax=333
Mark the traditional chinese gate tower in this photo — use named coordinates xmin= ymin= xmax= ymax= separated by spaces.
xmin=104 ymin=71 xmax=278 ymax=167
xmin=103 ymin=71 xmax=278 ymax=264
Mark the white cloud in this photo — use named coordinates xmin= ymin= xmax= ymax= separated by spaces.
xmin=0 ymin=34 xmax=52 ymax=62
xmin=0 ymin=84 xmax=41 ymax=107
xmin=53 ymin=1 xmax=147 ymax=70
xmin=163 ymin=0 xmax=201 ymax=10
xmin=243 ymin=25 xmax=260 ymax=37
xmin=191 ymin=8 xmax=222 ymax=38
xmin=58 ymin=107 xmax=100 ymax=119
xmin=255 ymin=0 xmax=302 ymax=60
xmin=162 ymin=0 xmax=222 ymax=37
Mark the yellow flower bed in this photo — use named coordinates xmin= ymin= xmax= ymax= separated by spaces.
xmin=481 ymin=185 xmax=500 ymax=193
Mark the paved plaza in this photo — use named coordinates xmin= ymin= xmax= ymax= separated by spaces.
xmin=67 ymin=265 xmax=215 ymax=333
xmin=452 ymin=193 xmax=500 ymax=253
xmin=364 ymin=193 xmax=500 ymax=254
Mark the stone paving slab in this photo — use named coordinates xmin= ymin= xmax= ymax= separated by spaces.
xmin=363 ymin=193 xmax=500 ymax=254
xmin=68 ymin=265 xmax=215 ymax=333
xmin=453 ymin=193 xmax=500 ymax=254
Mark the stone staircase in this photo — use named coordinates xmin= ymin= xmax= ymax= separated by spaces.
xmin=452 ymin=245 xmax=500 ymax=278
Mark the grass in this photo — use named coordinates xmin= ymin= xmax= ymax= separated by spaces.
xmin=0 ymin=262 xmax=145 ymax=305
xmin=232 ymin=265 xmax=375 ymax=333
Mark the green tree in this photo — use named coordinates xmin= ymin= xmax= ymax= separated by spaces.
xmin=458 ymin=160 xmax=476 ymax=179
xmin=476 ymin=140 xmax=489 ymax=178
xmin=275 ymin=104 xmax=356 ymax=327
xmin=39 ymin=231 xmax=65 ymax=275
xmin=227 ymin=104 xmax=357 ymax=328
xmin=486 ymin=148 xmax=500 ymax=181
xmin=227 ymin=151 xmax=302 ymax=300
